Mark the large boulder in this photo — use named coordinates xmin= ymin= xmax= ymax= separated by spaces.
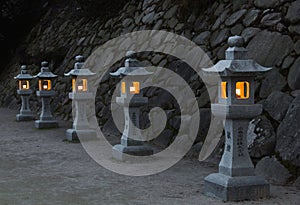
xmin=259 ymin=69 xmax=286 ymax=98
xmin=247 ymin=116 xmax=276 ymax=159
xmin=255 ymin=156 xmax=292 ymax=185
xmin=254 ymin=0 xmax=282 ymax=9
xmin=286 ymin=0 xmax=300 ymax=24
xmin=260 ymin=13 xmax=282 ymax=27
xmin=247 ymin=30 xmax=294 ymax=67
xmin=225 ymin=9 xmax=247 ymax=26
xmin=263 ymin=91 xmax=294 ymax=122
xmin=276 ymin=96 xmax=300 ymax=167
xmin=288 ymin=57 xmax=300 ymax=90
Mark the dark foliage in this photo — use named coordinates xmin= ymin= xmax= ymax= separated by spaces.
xmin=74 ymin=0 xmax=128 ymax=19
xmin=0 ymin=0 xmax=48 ymax=72
xmin=176 ymin=0 xmax=218 ymax=16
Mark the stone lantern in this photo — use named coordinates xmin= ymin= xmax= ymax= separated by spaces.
xmin=110 ymin=51 xmax=153 ymax=160
xmin=64 ymin=55 xmax=96 ymax=141
xmin=14 ymin=65 xmax=35 ymax=121
xmin=203 ymin=36 xmax=271 ymax=201
xmin=34 ymin=61 xmax=58 ymax=129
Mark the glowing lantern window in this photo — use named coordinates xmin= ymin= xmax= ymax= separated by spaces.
xmin=221 ymin=82 xmax=228 ymax=99
xmin=236 ymin=81 xmax=250 ymax=99
xmin=78 ymin=79 xmax=87 ymax=92
xmin=72 ymin=78 xmax=88 ymax=92
xmin=121 ymin=82 xmax=126 ymax=94
xmin=130 ymin=82 xmax=140 ymax=94
xmin=72 ymin=79 xmax=76 ymax=92
xmin=19 ymin=80 xmax=30 ymax=90
xmin=39 ymin=80 xmax=51 ymax=91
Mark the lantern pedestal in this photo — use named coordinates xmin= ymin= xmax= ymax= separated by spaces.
xmin=112 ymin=144 xmax=153 ymax=161
xmin=35 ymin=91 xmax=58 ymax=129
xmin=112 ymin=96 xmax=153 ymax=161
xmin=204 ymin=104 xmax=270 ymax=201
xmin=66 ymin=129 xmax=97 ymax=141
xmin=204 ymin=174 xmax=269 ymax=201
xmin=16 ymin=90 xmax=35 ymax=121
xmin=66 ymin=92 xmax=96 ymax=141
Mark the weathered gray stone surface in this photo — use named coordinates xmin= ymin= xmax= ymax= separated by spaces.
xmin=254 ymin=0 xmax=280 ymax=9
xmin=210 ymin=28 xmax=230 ymax=48
xmin=259 ymin=69 xmax=286 ymax=98
xmin=241 ymin=27 xmax=261 ymax=43
xmin=288 ymin=24 xmax=300 ymax=34
xmin=263 ymin=91 xmax=294 ymax=121
xmin=295 ymin=40 xmax=300 ymax=55
xmin=288 ymin=57 xmax=300 ymax=90
xmin=225 ymin=9 xmax=247 ymax=26
xmin=282 ymin=56 xmax=295 ymax=70
xmin=255 ymin=156 xmax=292 ymax=185
xmin=260 ymin=13 xmax=282 ymax=27
xmin=286 ymin=0 xmax=300 ymax=23
xmin=164 ymin=5 xmax=178 ymax=19
xmin=276 ymin=96 xmax=300 ymax=167
xmin=243 ymin=9 xmax=261 ymax=27
xmin=142 ymin=11 xmax=155 ymax=24
xmin=247 ymin=116 xmax=276 ymax=159
xmin=247 ymin=31 xmax=294 ymax=67
xmin=230 ymin=24 xmax=244 ymax=35
xmin=193 ymin=31 xmax=211 ymax=45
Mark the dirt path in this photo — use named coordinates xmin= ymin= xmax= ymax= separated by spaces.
xmin=0 ymin=108 xmax=299 ymax=205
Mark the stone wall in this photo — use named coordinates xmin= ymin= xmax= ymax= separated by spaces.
xmin=0 ymin=0 xmax=299 ymax=184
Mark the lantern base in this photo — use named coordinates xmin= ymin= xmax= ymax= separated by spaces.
xmin=16 ymin=114 xmax=35 ymax=121
xmin=35 ymin=120 xmax=58 ymax=129
xmin=112 ymin=144 xmax=153 ymax=161
xmin=66 ymin=129 xmax=97 ymax=141
xmin=204 ymin=173 xmax=270 ymax=201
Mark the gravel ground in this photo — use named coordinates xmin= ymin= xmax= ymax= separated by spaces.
xmin=0 ymin=108 xmax=299 ymax=205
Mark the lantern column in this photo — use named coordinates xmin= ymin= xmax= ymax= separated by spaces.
xmin=65 ymin=55 xmax=97 ymax=141
xmin=14 ymin=65 xmax=35 ymax=121
xmin=34 ymin=61 xmax=58 ymax=129
xmin=203 ymin=36 xmax=271 ymax=201
xmin=110 ymin=51 xmax=153 ymax=161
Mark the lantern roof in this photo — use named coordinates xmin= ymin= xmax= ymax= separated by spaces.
xmin=14 ymin=65 xmax=34 ymax=80
xmin=110 ymin=51 xmax=153 ymax=77
xmin=34 ymin=61 xmax=57 ymax=79
xmin=64 ymin=55 xmax=96 ymax=77
xmin=203 ymin=36 xmax=271 ymax=76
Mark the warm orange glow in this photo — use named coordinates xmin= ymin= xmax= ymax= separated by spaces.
xmin=19 ymin=80 xmax=29 ymax=90
xmin=221 ymin=82 xmax=228 ymax=99
xmin=39 ymin=80 xmax=51 ymax=91
xmin=130 ymin=82 xmax=140 ymax=94
xmin=72 ymin=78 xmax=88 ymax=92
xmin=121 ymin=82 xmax=126 ymax=94
xmin=78 ymin=79 xmax=87 ymax=92
xmin=236 ymin=81 xmax=250 ymax=99
xmin=72 ymin=79 xmax=76 ymax=92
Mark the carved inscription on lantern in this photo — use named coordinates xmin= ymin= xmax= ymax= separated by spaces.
xmin=237 ymin=127 xmax=244 ymax=157
xmin=226 ymin=131 xmax=231 ymax=152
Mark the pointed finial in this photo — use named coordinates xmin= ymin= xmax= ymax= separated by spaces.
xmin=41 ymin=61 xmax=49 ymax=67
xmin=75 ymin=55 xmax=84 ymax=62
xmin=228 ymin=36 xmax=245 ymax=48
xmin=126 ymin=51 xmax=136 ymax=59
